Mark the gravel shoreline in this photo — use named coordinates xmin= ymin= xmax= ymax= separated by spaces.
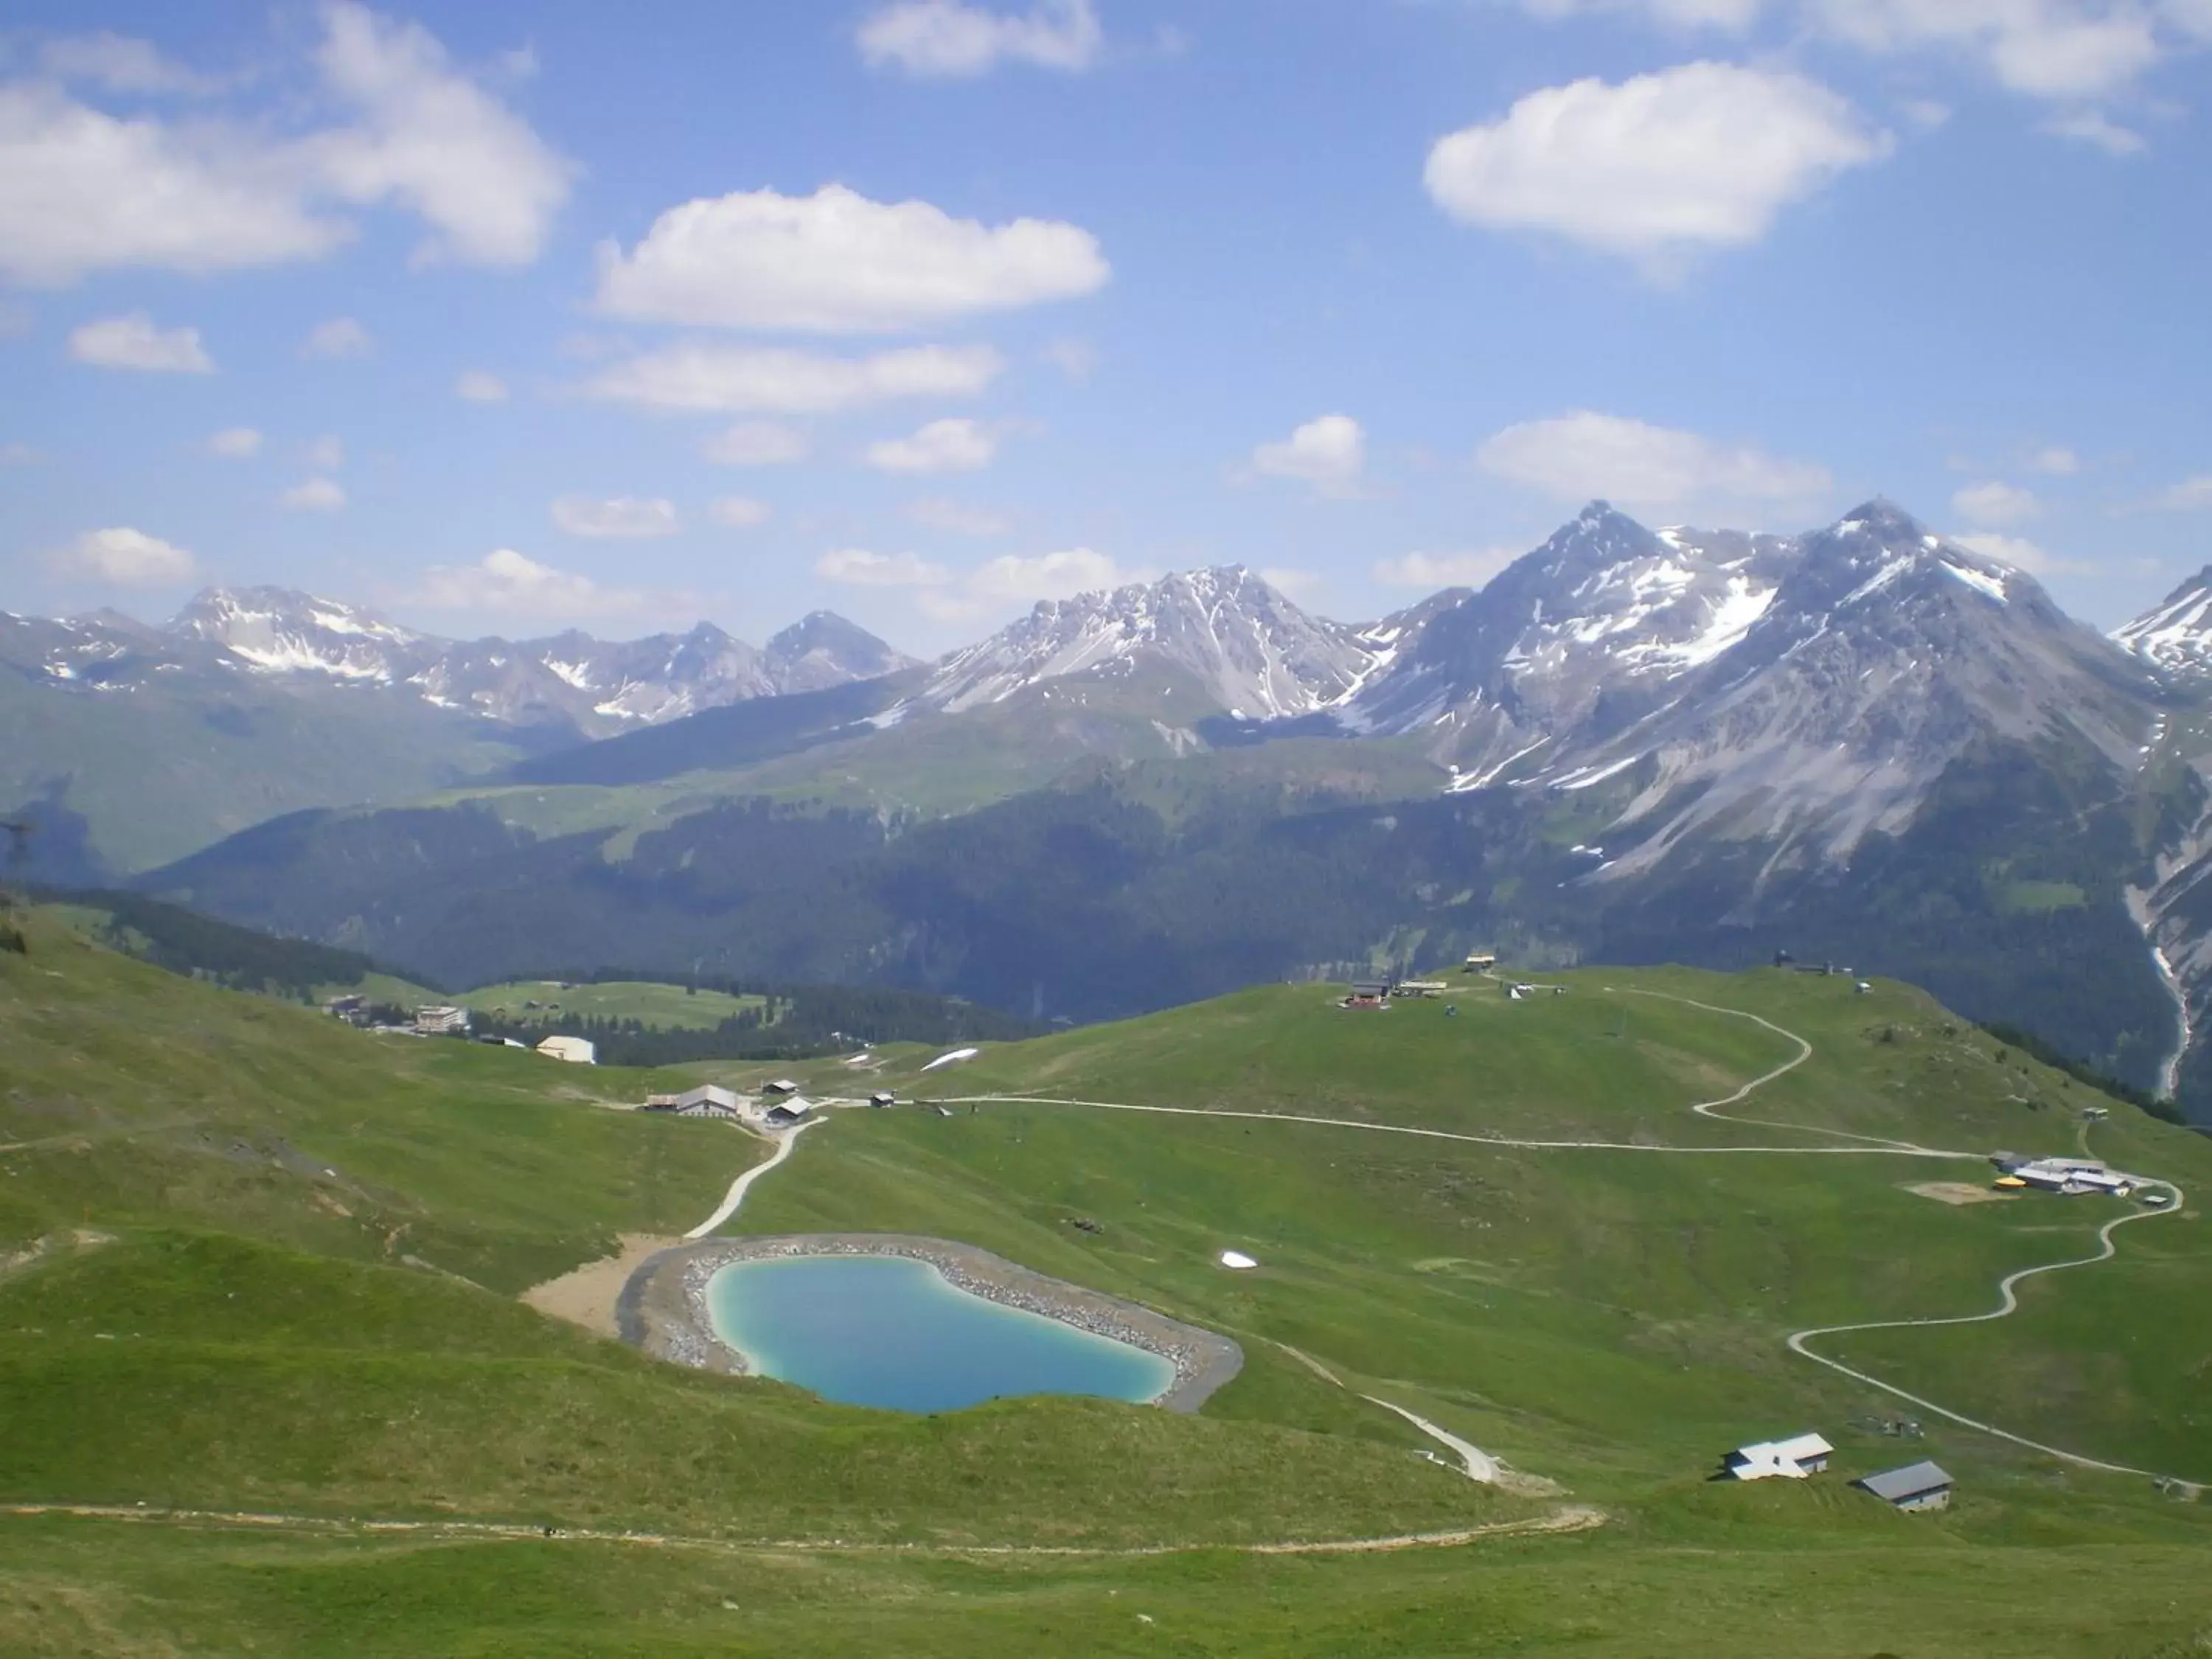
xmin=616 ymin=1233 xmax=1243 ymax=1413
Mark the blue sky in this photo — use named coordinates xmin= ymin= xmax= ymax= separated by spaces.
xmin=2 ymin=0 xmax=2209 ymax=655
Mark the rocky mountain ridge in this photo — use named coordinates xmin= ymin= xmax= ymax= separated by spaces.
xmin=8 ymin=588 xmax=914 ymax=740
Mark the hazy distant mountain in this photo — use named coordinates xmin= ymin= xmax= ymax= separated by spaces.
xmin=0 ymin=588 xmax=913 ymax=874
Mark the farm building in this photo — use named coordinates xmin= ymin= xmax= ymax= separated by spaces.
xmin=765 ymin=1102 xmax=813 ymax=1127
xmin=1725 ymin=1432 xmax=1833 ymax=1481
xmin=646 ymin=1085 xmax=740 ymax=1119
xmin=871 ymin=1091 xmax=897 ymax=1107
xmin=1342 ymin=982 xmax=1392 ymax=1009
xmin=536 ymin=1035 xmax=597 ymax=1065
xmin=1856 ymin=1461 xmax=1954 ymax=1512
xmin=1391 ymin=981 xmax=1450 ymax=999
xmin=762 ymin=1079 xmax=801 ymax=1096
xmin=1463 ymin=953 xmax=1498 ymax=973
xmin=414 ymin=1005 xmax=471 ymax=1035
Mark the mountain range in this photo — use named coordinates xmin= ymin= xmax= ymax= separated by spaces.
xmin=16 ymin=501 xmax=2212 ymax=1119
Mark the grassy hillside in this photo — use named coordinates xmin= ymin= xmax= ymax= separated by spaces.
xmin=456 ymin=978 xmax=768 ymax=1030
xmin=4 ymin=914 xmax=2210 ymax=1654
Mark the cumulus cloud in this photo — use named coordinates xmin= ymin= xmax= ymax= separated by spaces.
xmin=708 ymin=495 xmax=771 ymax=528
xmin=550 ymin=495 xmax=682 ymax=538
xmin=2029 ymin=445 xmax=2080 ymax=475
xmin=281 ymin=477 xmax=347 ymax=511
xmin=906 ymin=496 xmax=1012 ymax=535
xmin=2042 ymin=109 xmax=2148 ymax=154
xmin=701 ymin=420 xmax=809 ymax=466
xmin=0 ymin=5 xmax=568 ymax=286
xmin=408 ymin=547 xmax=653 ymax=621
xmin=2155 ymin=474 xmax=2212 ymax=510
xmin=1807 ymin=0 xmax=2163 ymax=100
xmin=815 ymin=548 xmax=952 ymax=586
xmin=1425 ymin=63 xmax=1889 ymax=264
xmin=1477 ymin=411 xmax=1832 ymax=512
xmin=1952 ymin=479 xmax=2040 ymax=524
xmin=301 ymin=315 xmax=372 ymax=358
xmin=585 ymin=341 xmax=1004 ymax=414
xmin=866 ymin=417 xmax=999 ymax=473
xmin=1952 ymin=530 xmax=2094 ymax=575
xmin=968 ymin=546 xmax=1122 ymax=601
xmin=207 ymin=426 xmax=262 ymax=458
xmin=1041 ymin=337 xmax=1099 ymax=380
xmin=1249 ymin=414 xmax=1366 ymax=497
xmin=302 ymin=434 xmax=344 ymax=470
xmin=308 ymin=3 xmax=572 ymax=266
xmin=1374 ymin=547 xmax=1524 ymax=589
xmin=594 ymin=184 xmax=1107 ymax=334
xmin=454 ymin=369 xmax=508 ymax=402
xmin=49 ymin=526 xmax=197 ymax=586
xmin=68 ymin=311 xmax=213 ymax=372
xmin=857 ymin=0 xmax=1104 ymax=77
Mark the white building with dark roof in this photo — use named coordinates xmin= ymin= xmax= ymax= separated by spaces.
xmin=1857 ymin=1461 xmax=1954 ymax=1512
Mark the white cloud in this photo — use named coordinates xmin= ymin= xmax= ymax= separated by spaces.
xmin=968 ymin=546 xmax=1121 ymax=601
xmin=594 ymin=184 xmax=1107 ymax=334
xmin=1425 ymin=63 xmax=1889 ymax=264
xmin=1952 ymin=530 xmax=2093 ymax=575
xmin=39 ymin=32 xmax=219 ymax=95
xmin=1808 ymin=0 xmax=2163 ymax=100
xmin=0 ymin=83 xmax=347 ymax=285
xmin=857 ymin=0 xmax=1104 ymax=77
xmin=68 ymin=311 xmax=213 ymax=372
xmin=815 ymin=548 xmax=951 ymax=586
xmin=708 ymin=495 xmax=771 ymax=528
xmin=207 ymin=426 xmax=262 ymax=459
xmin=1250 ymin=414 xmax=1366 ymax=498
xmin=408 ymin=547 xmax=653 ymax=621
xmin=1477 ymin=411 xmax=1832 ymax=512
xmin=2042 ymin=109 xmax=2148 ymax=153
xmin=1519 ymin=0 xmax=1766 ymax=27
xmin=2155 ymin=474 xmax=2212 ymax=510
xmin=51 ymin=526 xmax=196 ymax=586
xmin=585 ymin=341 xmax=1004 ymax=414
xmin=906 ymin=496 xmax=1012 ymax=535
xmin=701 ymin=420 xmax=809 ymax=466
xmin=302 ymin=434 xmax=345 ymax=470
xmin=1374 ymin=547 xmax=1523 ymax=589
xmin=866 ymin=416 xmax=999 ymax=474
xmin=281 ymin=477 xmax=347 ymax=511
xmin=454 ymin=369 xmax=508 ymax=402
xmin=301 ymin=315 xmax=372 ymax=358
xmin=2029 ymin=445 xmax=2080 ymax=475
xmin=310 ymin=2 xmax=571 ymax=267
xmin=0 ymin=7 xmax=568 ymax=286
xmin=550 ymin=495 xmax=682 ymax=538
xmin=1952 ymin=479 xmax=2040 ymax=524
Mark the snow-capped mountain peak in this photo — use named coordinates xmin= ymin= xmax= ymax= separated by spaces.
xmin=918 ymin=566 xmax=1384 ymax=718
xmin=2115 ymin=566 xmax=2212 ymax=678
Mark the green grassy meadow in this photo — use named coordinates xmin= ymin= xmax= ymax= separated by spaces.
xmin=4 ymin=912 xmax=2210 ymax=1654
xmin=455 ymin=978 xmax=769 ymax=1030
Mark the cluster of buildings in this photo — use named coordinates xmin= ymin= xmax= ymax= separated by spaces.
xmin=321 ymin=995 xmax=597 ymax=1063
xmin=642 ymin=1080 xmax=821 ymax=1130
xmin=1724 ymin=1430 xmax=1955 ymax=1512
xmin=1991 ymin=1152 xmax=2153 ymax=1199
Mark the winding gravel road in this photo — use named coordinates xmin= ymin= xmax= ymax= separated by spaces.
xmin=936 ymin=992 xmax=2194 ymax=1484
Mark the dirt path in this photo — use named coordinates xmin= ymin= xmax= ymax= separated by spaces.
xmin=0 ymin=1500 xmax=1603 ymax=1558
xmin=684 ymin=1120 xmax=819 ymax=1239
xmin=1785 ymin=1174 xmax=2194 ymax=1481
xmin=1360 ymin=1395 xmax=1500 ymax=1482
xmin=939 ymin=997 xmax=2194 ymax=1484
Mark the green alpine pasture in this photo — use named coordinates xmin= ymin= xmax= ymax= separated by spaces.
xmin=454 ymin=978 xmax=769 ymax=1031
xmin=4 ymin=910 xmax=2210 ymax=1655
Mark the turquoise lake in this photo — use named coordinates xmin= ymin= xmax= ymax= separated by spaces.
xmin=706 ymin=1255 xmax=1175 ymax=1413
